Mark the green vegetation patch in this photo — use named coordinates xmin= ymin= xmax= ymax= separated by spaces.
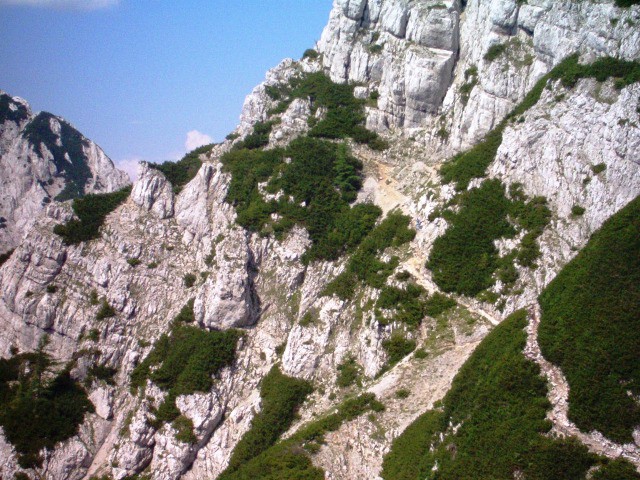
xmin=336 ymin=356 xmax=362 ymax=388
xmin=223 ymin=136 xmax=383 ymax=263
xmin=0 ymin=348 xmax=94 ymax=468
xmin=375 ymin=283 xmax=428 ymax=328
xmin=0 ymin=249 xmax=14 ymax=267
xmin=428 ymin=180 xmax=551 ymax=296
xmin=223 ymin=366 xmax=313 ymax=474
xmin=382 ymin=333 xmax=416 ymax=368
xmin=538 ymin=195 xmax=640 ymax=443
xmin=148 ymin=143 xmax=212 ymax=193
xmin=53 ymin=186 xmax=131 ymax=244
xmin=484 ymin=43 xmax=507 ymax=62
xmin=427 ymin=180 xmax=515 ymax=296
xmin=549 ymin=54 xmax=640 ymax=90
xmin=23 ymin=112 xmax=93 ymax=201
xmin=130 ymin=323 xmax=241 ymax=425
xmin=323 ymin=212 xmax=416 ymax=300
xmin=381 ymin=310 xmax=635 ymax=480
xmin=219 ymin=393 xmax=383 ymax=480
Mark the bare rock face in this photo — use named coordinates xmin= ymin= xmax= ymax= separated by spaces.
xmin=131 ymin=162 xmax=175 ymax=219
xmin=0 ymin=91 xmax=130 ymax=254
xmin=1 ymin=1 xmax=640 ymax=479
xmin=317 ymin=0 xmax=639 ymax=156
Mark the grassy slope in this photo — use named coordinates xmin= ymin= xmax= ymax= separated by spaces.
xmin=538 ymin=195 xmax=640 ymax=443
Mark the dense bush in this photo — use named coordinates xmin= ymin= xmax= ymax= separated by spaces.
xmin=423 ymin=292 xmax=457 ymax=317
xmin=222 ymin=366 xmax=313 ymax=475
xmin=302 ymin=48 xmax=319 ymax=60
xmin=549 ymin=54 xmax=640 ymax=89
xmin=484 ymin=43 xmax=507 ymax=62
xmin=381 ymin=310 xmax=609 ymax=480
xmin=223 ymin=137 xmax=381 ymax=263
xmin=219 ymin=393 xmax=383 ymax=480
xmin=53 ymin=187 xmax=131 ymax=244
xmin=0 ymin=249 xmax=14 ymax=267
xmin=149 ymin=143 xmax=212 ymax=193
xmin=0 ymin=350 xmax=94 ymax=468
xmin=130 ymin=324 xmax=241 ymax=425
xmin=336 ymin=356 xmax=362 ymax=388
xmin=376 ymin=283 xmax=428 ymax=328
xmin=269 ymin=72 xmax=388 ymax=150
xmin=382 ymin=334 xmax=416 ymax=367
xmin=427 ymin=180 xmax=514 ymax=296
xmin=538 ymin=195 xmax=640 ymax=443
xmin=96 ymin=299 xmax=116 ymax=320
xmin=233 ymin=120 xmax=277 ymax=150
xmin=323 ymin=212 xmax=415 ymax=300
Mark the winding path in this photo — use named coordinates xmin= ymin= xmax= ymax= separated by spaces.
xmin=525 ymin=303 xmax=640 ymax=467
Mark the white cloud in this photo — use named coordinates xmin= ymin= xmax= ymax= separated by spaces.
xmin=116 ymin=157 xmax=143 ymax=182
xmin=0 ymin=0 xmax=120 ymax=10
xmin=185 ymin=130 xmax=213 ymax=152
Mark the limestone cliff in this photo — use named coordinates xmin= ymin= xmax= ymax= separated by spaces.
xmin=0 ymin=0 xmax=639 ymax=479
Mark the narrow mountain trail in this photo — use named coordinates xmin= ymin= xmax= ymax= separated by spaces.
xmin=524 ymin=303 xmax=640 ymax=467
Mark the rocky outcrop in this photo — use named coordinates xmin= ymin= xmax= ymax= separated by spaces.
xmin=1 ymin=0 xmax=640 ymax=479
xmin=0 ymin=91 xmax=130 ymax=254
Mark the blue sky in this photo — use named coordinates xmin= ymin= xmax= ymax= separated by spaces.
xmin=0 ymin=0 xmax=332 ymax=177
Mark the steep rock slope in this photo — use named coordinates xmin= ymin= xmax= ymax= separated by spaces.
xmin=0 ymin=0 xmax=639 ymax=479
xmin=0 ymin=91 xmax=130 ymax=254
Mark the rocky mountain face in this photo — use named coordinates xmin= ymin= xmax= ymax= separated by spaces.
xmin=0 ymin=91 xmax=130 ymax=254
xmin=0 ymin=0 xmax=639 ymax=479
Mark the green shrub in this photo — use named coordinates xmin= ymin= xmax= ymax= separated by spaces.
xmin=53 ymin=187 xmax=131 ymax=245
xmin=592 ymin=459 xmax=640 ymax=479
xmin=376 ymin=283 xmax=428 ymax=328
xmin=549 ymin=54 xmax=640 ymax=90
xmin=427 ymin=180 xmax=514 ymax=296
xmin=127 ymin=258 xmax=141 ymax=267
xmin=219 ymin=393 xmax=383 ymax=480
xmin=369 ymin=44 xmax=384 ymax=54
xmin=302 ymin=48 xmax=319 ymax=60
xmin=149 ymin=143 xmax=212 ymax=193
xmin=324 ymin=212 xmax=415 ymax=300
xmin=96 ymin=299 xmax=116 ymax=320
xmin=46 ymin=284 xmax=58 ymax=294
xmin=0 ymin=249 xmax=13 ymax=267
xmin=538 ymin=195 xmax=640 ymax=443
xmin=173 ymin=415 xmax=197 ymax=444
xmin=174 ymin=299 xmax=195 ymax=324
xmin=223 ymin=137 xmax=381 ymax=264
xmin=382 ymin=334 xmax=416 ymax=368
xmin=395 ymin=389 xmax=410 ymax=399
xmin=336 ymin=357 xmax=361 ymax=388
xmin=571 ymin=205 xmax=586 ymax=216
xmin=439 ymin=129 xmax=502 ymax=190
xmin=484 ymin=43 xmax=507 ymax=62
xmin=87 ymin=364 xmax=117 ymax=385
xmin=130 ymin=324 xmax=241 ymax=426
xmin=0 ymin=351 xmax=94 ymax=468
xmin=233 ymin=120 xmax=277 ymax=150
xmin=222 ymin=366 xmax=313 ymax=475
xmin=381 ymin=310 xmax=601 ymax=480
xmin=147 ymin=261 xmax=158 ymax=269
xmin=183 ymin=273 xmax=197 ymax=288
xmin=591 ymin=163 xmax=607 ymax=174
xmin=87 ymin=328 xmax=100 ymax=342
xmin=423 ymin=293 xmax=457 ymax=317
